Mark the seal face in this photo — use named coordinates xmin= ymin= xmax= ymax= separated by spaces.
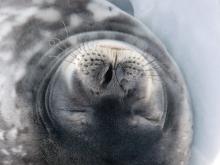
xmin=0 ymin=0 xmax=192 ymax=164
xmin=38 ymin=40 xmax=166 ymax=165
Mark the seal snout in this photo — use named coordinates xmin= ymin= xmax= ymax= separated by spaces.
xmin=66 ymin=41 xmax=159 ymax=100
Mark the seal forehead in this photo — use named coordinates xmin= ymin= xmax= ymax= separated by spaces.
xmin=35 ymin=8 xmax=62 ymax=23
xmin=87 ymin=1 xmax=120 ymax=21
xmin=69 ymin=14 xmax=83 ymax=27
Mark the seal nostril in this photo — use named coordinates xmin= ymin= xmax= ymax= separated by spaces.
xmin=102 ymin=64 xmax=113 ymax=87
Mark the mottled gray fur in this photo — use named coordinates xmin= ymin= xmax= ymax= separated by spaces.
xmin=0 ymin=0 xmax=192 ymax=165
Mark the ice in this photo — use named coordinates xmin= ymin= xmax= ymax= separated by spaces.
xmin=130 ymin=0 xmax=220 ymax=165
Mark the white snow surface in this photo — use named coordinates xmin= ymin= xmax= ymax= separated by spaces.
xmin=130 ymin=0 xmax=220 ymax=165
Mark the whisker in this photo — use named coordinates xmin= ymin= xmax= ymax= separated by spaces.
xmin=62 ymin=21 xmax=69 ymax=39
xmin=143 ymin=65 xmax=161 ymax=71
xmin=148 ymin=77 xmax=162 ymax=81
xmin=145 ymin=74 xmax=160 ymax=77
xmin=49 ymin=37 xmax=66 ymax=51
xmin=63 ymin=60 xmax=75 ymax=64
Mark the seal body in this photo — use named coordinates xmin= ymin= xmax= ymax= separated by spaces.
xmin=0 ymin=0 xmax=192 ymax=165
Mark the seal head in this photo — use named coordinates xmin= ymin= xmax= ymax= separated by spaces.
xmin=43 ymin=40 xmax=166 ymax=164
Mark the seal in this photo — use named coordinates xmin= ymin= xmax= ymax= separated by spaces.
xmin=0 ymin=0 xmax=193 ymax=165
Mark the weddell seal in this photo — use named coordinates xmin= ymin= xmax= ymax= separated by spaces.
xmin=0 ymin=0 xmax=193 ymax=165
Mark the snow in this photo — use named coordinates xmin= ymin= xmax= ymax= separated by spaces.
xmin=130 ymin=0 xmax=220 ymax=164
